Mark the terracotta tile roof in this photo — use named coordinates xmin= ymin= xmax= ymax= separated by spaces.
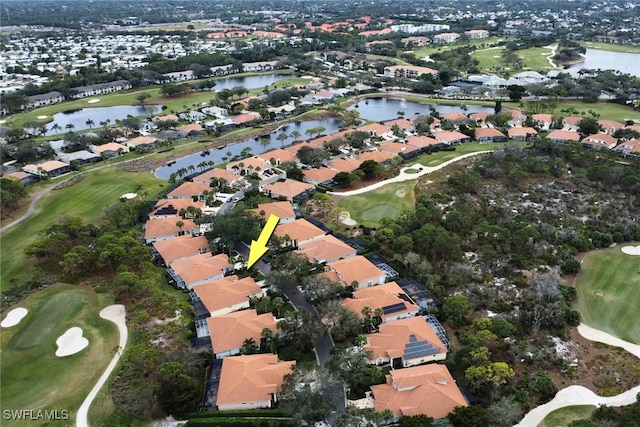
xmin=328 ymin=255 xmax=385 ymax=287
xmin=128 ymin=136 xmax=156 ymax=147
xmin=562 ymin=116 xmax=583 ymax=127
xmin=357 ymin=150 xmax=396 ymax=163
xmin=440 ymin=112 xmax=467 ymax=122
xmin=193 ymin=275 xmax=262 ymax=315
xmin=166 ymin=181 xmax=211 ymax=199
xmin=208 ymin=310 xmax=278 ymax=354
xmin=227 ymin=156 xmax=270 ymax=173
xmin=154 ymin=114 xmax=179 ymax=122
xmin=384 ymin=118 xmax=414 ymax=130
xmin=434 ymin=130 xmax=470 ymax=143
xmin=342 ymin=281 xmax=419 ymax=319
xmin=177 ymin=123 xmax=204 ymax=133
xmin=532 ymin=113 xmax=555 ymax=123
xmin=371 ymin=364 xmax=468 ymax=419
xmin=170 ymin=253 xmax=232 ymax=287
xmin=582 ymin=133 xmax=618 ymax=149
xmin=475 ymin=128 xmax=506 ymax=138
xmin=24 ymin=160 xmax=69 ymax=173
xmin=303 ymin=167 xmax=337 ymax=184
xmin=152 ymin=234 xmax=209 ymax=264
xmin=264 ymin=179 xmax=314 ymax=199
xmin=328 ymin=157 xmax=363 ymax=173
xmin=92 ymin=142 xmax=127 ymax=154
xmin=379 ymin=142 xmax=418 ymax=155
xmin=598 ymin=119 xmax=625 ymax=133
xmin=469 ymin=112 xmax=492 ymax=122
xmin=309 ymin=130 xmax=354 ymax=147
xmin=406 ymin=136 xmax=440 ymax=148
xmin=217 ymin=354 xmax=295 ymax=408
xmin=613 ymin=138 xmax=640 ymax=155
xmin=231 ymin=112 xmax=260 ymax=124
xmin=507 ymin=127 xmax=538 ymax=137
xmin=624 ymin=124 xmax=640 ymax=133
xmin=144 ymin=217 xmax=198 ymax=241
xmin=547 ymin=129 xmax=581 ymax=141
xmin=151 ymin=199 xmax=205 ymax=218
xmin=366 ymin=317 xmax=446 ymax=361
xmin=192 ymin=168 xmax=240 ymax=185
xmin=358 ymin=123 xmax=391 ymax=135
xmin=296 ymin=235 xmax=356 ymax=263
xmin=254 ymin=201 xmax=296 ymax=221
xmin=259 ymin=148 xmax=297 ymax=164
xmin=275 ymin=218 xmax=325 ymax=243
xmin=283 ymin=141 xmax=323 ymax=155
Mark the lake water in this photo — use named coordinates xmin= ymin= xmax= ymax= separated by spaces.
xmin=213 ymin=74 xmax=295 ymax=90
xmin=350 ymin=97 xmax=494 ymax=122
xmin=566 ymin=49 xmax=640 ymax=77
xmin=46 ymin=105 xmax=163 ymax=135
xmin=154 ymin=118 xmax=343 ymax=179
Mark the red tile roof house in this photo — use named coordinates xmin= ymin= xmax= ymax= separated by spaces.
xmin=406 ymin=136 xmax=441 ymax=150
xmin=144 ymin=217 xmax=200 ymax=244
xmin=216 ymin=354 xmax=295 ymax=411
xmin=275 ymin=218 xmax=326 ymax=247
xmin=370 ymin=364 xmax=468 ymax=422
xmin=531 ymin=113 xmax=555 ymax=130
xmin=326 ymin=255 xmax=386 ymax=288
xmin=581 ymin=133 xmax=618 ymax=150
xmin=253 ymin=201 xmax=296 ymax=224
xmin=342 ymin=281 xmax=420 ymax=322
xmin=508 ymin=127 xmax=538 ymax=141
xmin=379 ymin=142 xmax=418 ymax=157
xmin=598 ymin=119 xmax=625 ymax=135
xmin=328 ymin=157 xmax=363 ymax=173
xmin=303 ymin=167 xmax=338 ymax=185
xmin=439 ymin=112 xmax=468 ymax=124
xmin=474 ymin=127 xmax=507 ymax=143
xmin=152 ymin=234 xmax=210 ymax=266
xmin=613 ymin=138 xmax=640 ymax=158
xmin=150 ymin=199 xmax=205 ymax=219
xmin=258 ymin=148 xmax=297 ymax=166
xmin=166 ymin=181 xmax=212 ymax=200
xmin=191 ymin=168 xmax=243 ymax=187
xmin=547 ymin=129 xmax=581 ymax=143
xmin=562 ymin=116 xmax=584 ymax=131
xmin=227 ymin=157 xmax=271 ymax=175
xmin=365 ymin=317 xmax=448 ymax=368
xmin=193 ymin=275 xmax=264 ymax=317
xmin=296 ymin=234 xmax=357 ymax=264
xmin=469 ymin=112 xmax=492 ymax=125
xmin=207 ymin=310 xmax=278 ymax=358
xmin=91 ymin=142 xmax=128 ymax=158
xmin=358 ymin=123 xmax=393 ymax=139
xmin=22 ymin=160 xmax=72 ymax=177
xmin=433 ymin=130 xmax=471 ymax=145
xmin=383 ymin=118 xmax=414 ymax=132
xmin=357 ymin=150 xmax=397 ymax=164
xmin=167 ymin=253 xmax=233 ymax=290
xmin=127 ymin=136 xmax=157 ymax=151
xmin=262 ymin=179 xmax=315 ymax=202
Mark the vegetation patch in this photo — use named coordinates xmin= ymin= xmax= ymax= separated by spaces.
xmin=337 ymin=180 xmax=416 ymax=227
xmin=539 ymin=405 xmax=596 ymax=427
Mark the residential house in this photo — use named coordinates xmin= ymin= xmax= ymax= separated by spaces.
xmin=22 ymin=160 xmax=71 ymax=177
xmin=358 ymin=150 xmax=396 ymax=164
xmin=216 ymin=354 xmax=295 ymax=410
xmin=508 ymin=127 xmax=538 ymax=141
xmin=25 ymin=91 xmax=64 ymax=109
xmin=296 ymin=234 xmax=357 ymax=264
xmin=433 ymin=32 xmax=460 ymax=43
xmin=91 ymin=142 xmax=128 ymax=158
xmin=231 ymin=112 xmax=261 ymax=126
xmin=365 ymin=317 xmax=448 ymax=368
xmin=70 ymin=80 xmax=131 ymax=98
xmin=475 ymin=128 xmax=507 ymax=142
xmin=4 ymin=171 xmax=38 ymax=185
xmin=263 ymin=179 xmax=314 ymax=202
xmin=192 ymin=168 xmax=242 ymax=188
xmin=384 ymin=118 xmax=414 ymax=133
xmin=275 ymin=218 xmax=326 ymax=246
xmin=581 ymin=133 xmax=618 ymax=150
xmin=343 ymin=281 xmax=420 ymax=321
xmin=401 ymin=36 xmax=430 ymax=47
xmin=531 ymin=113 xmax=555 ymax=130
xmin=207 ymin=310 xmax=278 ymax=358
xmin=163 ymin=70 xmax=195 ymax=82
xmin=613 ymin=138 xmax=640 ymax=158
xmin=253 ymin=201 xmax=297 ymax=224
xmin=440 ymin=112 xmax=468 ymax=123
xmin=379 ymin=142 xmax=418 ymax=157
xmin=166 ymin=181 xmax=211 ymax=200
xmin=433 ymin=130 xmax=471 ymax=145
xmin=547 ymin=129 xmax=581 ymax=143
xmin=259 ymin=148 xmax=297 ymax=166
xmin=210 ymin=64 xmax=236 ymax=76
xmin=598 ymin=119 xmax=625 ymax=135
xmin=303 ymin=167 xmax=337 ymax=185
xmin=465 ymin=29 xmax=489 ymax=39
xmin=469 ymin=112 xmax=492 ymax=124
xmin=562 ymin=116 xmax=583 ymax=131
xmin=242 ymin=61 xmax=278 ymax=72
xmin=149 ymin=199 xmax=205 ymax=219
xmin=227 ymin=157 xmax=270 ymax=175
xmin=383 ymin=65 xmax=438 ymax=79
xmin=59 ymin=150 xmax=102 ymax=165
xmin=326 ymin=255 xmax=386 ymax=288
xmin=152 ymin=234 xmax=210 ymax=266
xmin=328 ymin=157 xmax=363 ymax=173
xmin=167 ymin=253 xmax=233 ymax=290
xmin=127 ymin=135 xmax=156 ymax=150
xmin=370 ymin=364 xmax=468 ymax=421
xmin=178 ymin=111 xmax=206 ymax=122
xmin=192 ymin=275 xmax=263 ymax=317
xmin=406 ymin=136 xmax=441 ymax=150
xmin=143 ymin=217 xmax=199 ymax=244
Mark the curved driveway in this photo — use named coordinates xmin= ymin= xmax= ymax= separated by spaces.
xmin=76 ymin=304 xmax=128 ymax=427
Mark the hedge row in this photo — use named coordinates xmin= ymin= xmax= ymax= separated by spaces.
xmin=186 ymin=409 xmax=289 ymax=419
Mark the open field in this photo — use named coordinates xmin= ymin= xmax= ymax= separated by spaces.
xmin=337 ymin=180 xmax=416 ymax=227
xmin=581 ymin=41 xmax=640 ymax=54
xmin=409 ymin=142 xmax=509 ymax=167
xmin=538 ymin=405 xmax=596 ymax=427
xmin=575 ymin=244 xmax=640 ymax=344
xmin=0 ymin=168 xmax=166 ymax=291
xmin=503 ymin=100 xmax=640 ymax=122
xmin=0 ymin=284 xmax=118 ymax=427
xmin=411 ymin=37 xmax=504 ymax=59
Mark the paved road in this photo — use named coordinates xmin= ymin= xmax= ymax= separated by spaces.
xmin=0 ymin=186 xmax=54 ymax=233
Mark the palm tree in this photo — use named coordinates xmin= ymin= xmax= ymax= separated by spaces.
xmin=272 ymin=297 xmax=285 ymax=317
xmin=175 ymin=220 xmax=185 ymax=235
xmin=276 ymin=132 xmax=288 ymax=147
xmin=85 ymin=119 xmax=95 ymax=129
xmin=240 ymin=337 xmax=258 ymax=355
xmin=65 ymin=123 xmax=75 ymax=132
xmin=187 ymin=165 xmax=196 ymax=174
xmin=51 ymin=123 xmax=62 ymax=135
xmin=290 ymin=130 xmax=301 ymax=141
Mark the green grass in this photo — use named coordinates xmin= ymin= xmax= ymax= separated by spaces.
xmin=575 ymin=244 xmax=640 ymax=344
xmin=538 ymin=405 xmax=596 ymax=427
xmin=403 ymin=168 xmax=419 ymax=174
xmin=0 ymin=284 xmax=118 ymax=427
xmin=0 ymin=168 xmax=167 ymax=291
xmin=412 ymin=37 xmax=505 ymax=59
xmin=338 ymin=180 xmax=416 ymax=227
xmin=409 ymin=143 xmax=509 ymax=167
xmin=581 ymin=41 xmax=640 ymax=54
xmin=505 ymin=99 xmax=640 ymax=122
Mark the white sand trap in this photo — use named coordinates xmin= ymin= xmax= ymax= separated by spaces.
xmin=340 ymin=211 xmax=357 ymax=226
xmin=1 ymin=307 xmax=28 ymax=328
xmin=120 ymin=193 xmax=137 ymax=200
xmin=87 ymin=98 xmax=100 ymax=104
xmin=55 ymin=327 xmax=89 ymax=357
xmin=37 ymin=115 xmax=48 ymax=119
xmin=622 ymin=245 xmax=640 ymax=255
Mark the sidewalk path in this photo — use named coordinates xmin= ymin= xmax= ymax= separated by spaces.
xmin=515 ymin=323 xmax=640 ymax=427
xmin=328 ymin=151 xmax=490 ymax=197
xmin=76 ymin=304 xmax=128 ymax=427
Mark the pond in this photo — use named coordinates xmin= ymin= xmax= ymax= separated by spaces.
xmin=46 ymin=105 xmax=163 ymax=135
xmin=565 ymin=49 xmax=640 ymax=77
xmin=154 ymin=118 xmax=344 ymax=180
xmin=212 ymin=74 xmax=296 ymax=91
xmin=349 ymin=97 xmax=494 ymax=122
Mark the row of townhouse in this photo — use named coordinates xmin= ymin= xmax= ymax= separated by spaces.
xmin=161 ymin=61 xmax=279 ymax=83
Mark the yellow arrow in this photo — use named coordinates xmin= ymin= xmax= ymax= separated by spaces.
xmin=247 ymin=214 xmax=280 ymax=268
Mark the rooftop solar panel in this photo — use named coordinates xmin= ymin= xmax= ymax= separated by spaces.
xmin=382 ymin=302 xmax=406 ymax=314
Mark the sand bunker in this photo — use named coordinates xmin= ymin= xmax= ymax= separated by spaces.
xmin=37 ymin=115 xmax=48 ymax=119
xmin=87 ymin=98 xmax=100 ymax=104
xmin=621 ymin=245 xmax=640 ymax=256
xmin=1 ymin=307 xmax=28 ymax=328
xmin=340 ymin=211 xmax=357 ymax=226
xmin=120 ymin=193 xmax=137 ymax=200
xmin=55 ymin=327 xmax=89 ymax=357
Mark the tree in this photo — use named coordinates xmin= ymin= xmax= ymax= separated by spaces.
xmin=240 ymin=337 xmax=258 ymax=354
xmin=157 ymin=362 xmax=201 ymax=417
xmin=326 ymin=346 xmax=384 ymax=396
xmin=297 ymin=145 xmax=329 ymax=168
xmin=290 ymin=130 xmax=301 ymax=141
xmin=277 ymin=132 xmax=289 ymax=147
xmin=136 ymin=91 xmax=151 ymax=105
xmin=399 ymin=414 xmax=435 ymax=427
xmin=442 ymin=294 xmax=474 ymax=327
xmin=506 ymin=84 xmax=526 ymax=101
xmin=488 ymin=397 xmax=522 ymax=427
xmin=0 ymin=178 xmax=28 ymax=219
xmin=334 ymin=406 xmax=394 ymax=427
xmin=448 ymin=405 xmax=491 ymax=427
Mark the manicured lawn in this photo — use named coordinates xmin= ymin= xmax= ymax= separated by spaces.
xmin=0 ymin=168 xmax=167 ymax=291
xmin=575 ymin=244 xmax=640 ymax=344
xmin=581 ymin=41 xmax=640 ymax=54
xmin=337 ymin=180 xmax=416 ymax=227
xmin=412 ymin=37 xmax=504 ymax=59
xmin=504 ymin=100 xmax=640 ymax=122
xmin=0 ymin=284 xmax=118 ymax=427
xmin=539 ymin=405 xmax=596 ymax=427
xmin=403 ymin=168 xmax=419 ymax=174
xmin=409 ymin=142 xmax=509 ymax=167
